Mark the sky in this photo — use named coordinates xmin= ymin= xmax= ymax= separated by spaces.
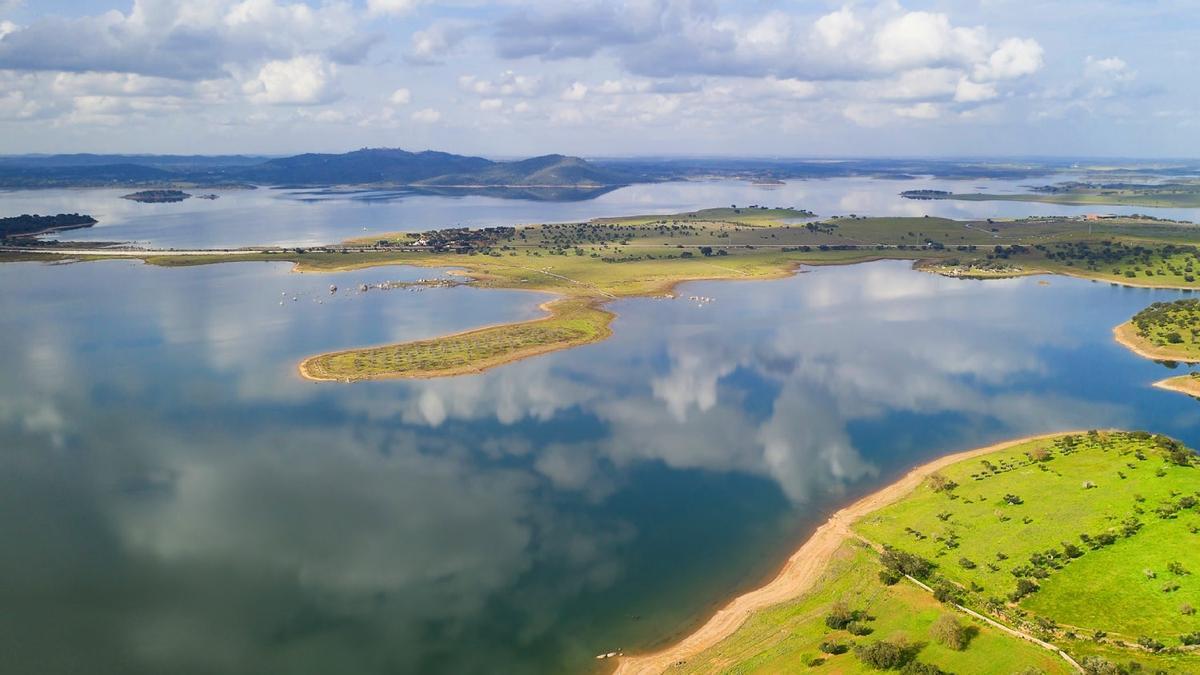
xmin=0 ymin=0 xmax=1195 ymax=158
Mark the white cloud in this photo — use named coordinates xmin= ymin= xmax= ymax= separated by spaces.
xmin=458 ymin=71 xmax=543 ymax=97
xmin=411 ymin=107 xmax=440 ymax=123
xmin=894 ymin=101 xmax=940 ymax=119
xmin=367 ymin=0 xmax=425 ymax=16
xmin=973 ymin=37 xmax=1044 ymax=81
xmin=561 ymin=82 xmax=588 ymax=101
xmin=954 ymin=77 xmax=998 ymax=103
xmin=874 ymin=11 xmax=988 ymax=71
xmin=405 ymin=20 xmax=472 ymax=65
xmin=242 ymin=55 xmax=339 ymax=105
xmin=813 ymin=7 xmax=862 ymax=49
xmin=389 ymin=87 xmax=412 ymax=105
xmin=479 ymin=98 xmax=502 ymax=111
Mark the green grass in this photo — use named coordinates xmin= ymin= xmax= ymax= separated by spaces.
xmin=676 ymin=542 xmax=1072 ymax=675
xmin=681 ymin=433 xmax=1200 ymax=674
xmin=299 ymin=299 xmax=612 ymax=380
xmin=854 ymin=432 xmax=1200 ymax=653
xmin=1127 ymin=300 xmax=1200 ymax=360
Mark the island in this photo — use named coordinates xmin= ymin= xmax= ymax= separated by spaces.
xmin=1115 ymin=300 xmax=1200 ymax=398
xmin=121 ymin=189 xmax=191 ymax=203
xmin=0 ymin=213 xmax=97 ymax=239
xmin=616 ymin=431 xmax=1200 ymax=674
xmin=900 ymin=180 xmax=1200 ymax=208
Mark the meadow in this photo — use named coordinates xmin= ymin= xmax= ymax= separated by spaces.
xmin=675 ymin=432 xmax=1200 ymax=674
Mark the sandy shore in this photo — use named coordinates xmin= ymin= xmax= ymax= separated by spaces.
xmin=1155 ymin=375 xmax=1200 ymax=398
xmin=1112 ymin=322 xmax=1200 ymax=363
xmin=613 ymin=431 xmax=1084 ymax=675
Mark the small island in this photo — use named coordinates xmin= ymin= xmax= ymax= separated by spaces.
xmin=1115 ymin=299 xmax=1200 ymax=398
xmin=618 ymin=431 xmax=1200 ymax=674
xmin=122 ymin=189 xmax=191 ymax=203
xmin=900 ymin=189 xmax=953 ymax=200
xmin=0 ymin=213 xmax=97 ymax=239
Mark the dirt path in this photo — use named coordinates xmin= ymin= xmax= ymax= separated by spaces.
xmin=613 ymin=431 xmax=1085 ymax=675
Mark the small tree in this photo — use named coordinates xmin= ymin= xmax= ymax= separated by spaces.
xmin=825 ymin=600 xmax=856 ymax=630
xmin=930 ymin=614 xmax=971 ymax=650
xmin=854 ymin=639 xmax=915 ymax=670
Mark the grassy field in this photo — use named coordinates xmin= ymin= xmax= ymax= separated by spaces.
xmin=677 ymin=432 xmax=1200 ymax=674
xmin=299 ymin=298 xmax=611 ymax=381
xmin=855 ymin=432 xmax=1200 ymax=658
xmin=675 ymin=541 xmax=1072 ymax=675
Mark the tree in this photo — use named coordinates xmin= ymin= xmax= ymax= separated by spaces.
xmin=699 ymin=246 xmax=713 ymax=256
xmin=825 ymin=600 xmax=856 ymax=629
xmin=931 ymin=614 xmax=972 ymax=650
xmin=854 ymin=639 xmax=916 ymax=670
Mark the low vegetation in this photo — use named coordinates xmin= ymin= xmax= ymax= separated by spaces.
xmin=677 ymin=432 xmax=1200 ymax=674
xmin=299 ymin=298 xmax=611 ymax=381
xmin=904 ymin=180 xmax=1200 ymax=208
xmin=0 ymin=213 xmax=96 ymax=239
xmin=1125 ymin=300 xmax=1200 ymax=361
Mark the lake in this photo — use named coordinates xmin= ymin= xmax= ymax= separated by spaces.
xmin=1 ymin=257 xmax=1197 ymax=674
xmin=7 ymin=174 xmax=1198 ymax=249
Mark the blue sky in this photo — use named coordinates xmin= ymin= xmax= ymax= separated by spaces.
xmin=0 ymin=0 xmax=1194 ymax=157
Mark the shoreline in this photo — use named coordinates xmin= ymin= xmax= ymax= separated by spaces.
xmin=612 ymin=430 xmax=1086 ymax=675
xmin=1112 ymin=321 xmax=1200 ymax=363
xmin=1154 ymin=375 xmax=1200 ymax=398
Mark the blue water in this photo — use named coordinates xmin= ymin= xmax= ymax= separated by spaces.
xmin=8 ymin=174 xmax=1197 ymax=249
xmin=0 ymin=258 xmax=1196 ymax=674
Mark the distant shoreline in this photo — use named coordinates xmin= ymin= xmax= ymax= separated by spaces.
xmin=612 ymin=430 xmax=1082 ymax=675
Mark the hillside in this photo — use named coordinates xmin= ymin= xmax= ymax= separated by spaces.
xmin=0 ymin=148 xmax=632 ymax=189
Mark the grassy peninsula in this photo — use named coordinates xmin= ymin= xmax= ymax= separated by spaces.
xmin=1114 ymin=300 xmax=1200 ymax=399
xmin=623 ymin=431 xmax=1200 ymax=674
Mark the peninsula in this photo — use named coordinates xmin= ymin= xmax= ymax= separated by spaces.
xmin=0 ymin=213 xmax=97 ymax=239
xmin=1115 ymin=299 xmax=1200 ymax=398
xmin=901 ymin=180 xmax=1200 ymax=208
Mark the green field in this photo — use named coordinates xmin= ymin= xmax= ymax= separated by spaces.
xmin=681 ymin=432 xmax=1200 ymax=674
xmin=676 ymin=541 xmax=1071 ymax=675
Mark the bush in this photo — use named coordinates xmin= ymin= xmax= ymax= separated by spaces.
xmin=825 ymin=600 xmax=856 ymax=630
xmin=933 ymin=582 xmax=962 ymax=605
xmin=931 ymin=614 xmax=972 ymax=650
xmin=853 ymin=639 xmax=916 ymax=670
xmin=819 ymin=640 xmax=848 ymax=655
xmin=1181 ymin=631 xmax=1200 ymax=646
xmin=879 ymin=568 xmax=902 ymax=586
xmin=1136 ymin=636 xmax=1164 ymax=652
xmin=846 ymin=620 xmax=873 ymax=636
xmin=1009 ymin=578 xmax=1040 ymax=602
xmin=900 ymin=662 xmax=948 ymax=675
xmin=880 ymin=547 xmax=936 ymax=580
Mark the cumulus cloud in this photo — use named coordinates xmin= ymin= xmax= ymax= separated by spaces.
xmin=241 ymin=55 xmax=339 ymax=105
xmin=367 ymin=0 xmax=425 ymax=16
xmin=458 ymin=70 xmax=543 ymax=97
xmin=405 ymin=19 xmax=473 ymax=65
xmin=389 ymin=87 xmax=411 ymax=105
xmin=0 ymin=0 xmax=369 ymax=81
xmin=411 ymin=107 xmax=440 ymax=123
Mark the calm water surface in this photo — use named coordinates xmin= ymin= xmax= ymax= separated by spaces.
xmin=1 ymin=258 xmax=1198 ymax=674
xmin=8 ymin=174 xmax=1198 ymax=249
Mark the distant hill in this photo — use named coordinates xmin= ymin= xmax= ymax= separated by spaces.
xmin=0 ymin=148 xmax=633 ymax=189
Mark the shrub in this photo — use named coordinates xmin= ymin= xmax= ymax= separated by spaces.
xmin=928 ymin=473 xmax=958 ymax=493
xmin=879 ymin=568 xmax=902 ymax=586
xmin=1181 ymin=631 xmax=1200 ymax=646
xmin=825 ymin=600 xmax=856 ymax=630
xmin=880 ymin=547 xmax=936 ymax=580
xmin=847 ymin=621 xmax=873 ymax=636
xmin=900 ymin=662 xmax=948 ymax=675
xmin=819 ymin=641 xmax=848 ymax=655
xmin=1181 ymin=603 xmax=1196 ymax=616
xmin=853 ymin=639 xmax=916 ymax=670
xmin=1009 ymin=578 xmax=1040 ymax=602
xmin=958 ymin=557 xmax=977 ymax=569
xmin=930 ymin=614 xmax=972 ymax=650
xmin=1136 ymin=636 xmax=1164 ymax=652
xmin=933 ymin=582 xmax=962 ymax=605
